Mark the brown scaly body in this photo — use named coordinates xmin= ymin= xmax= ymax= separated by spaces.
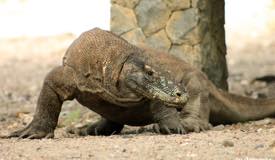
xmin=5 ymin=28 xmax=275 ymax=139
xmin=142 ymin=47 xmax=275 ymax=128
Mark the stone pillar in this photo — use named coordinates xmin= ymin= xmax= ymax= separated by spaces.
xmin=111 ymin=0 xmax=228 ymax=90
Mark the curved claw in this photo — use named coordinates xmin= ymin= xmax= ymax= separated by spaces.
xmin=153 ymin=124 xmax=160 ymax=133
xmin=180 ymin=118 xmax=211 ymax=133
xmin=163 ymin=125 xmax=171 ymax=134
xmin=177 ymin=127 xmax=186 ymax=134
xmin=26 ymin=133 xmax=41 ymax=139
xmin=26 ymin=132 xmax=54 ymax=139
xmin=153 ymin=124 xmax=186 ymax=135
xmin=153 ymin=124 xmax=161 ymax=134
xmin=6 ymin=127 xmax=28 ymax=138
xmin=45 ymin=133 xmax=54 ymax=139
xmin=94 ymin=128 xmax=99 ymax=136
xmin=18 ymin=131 xmax=29 ymax=139
xmin=6 ymin=126 xmax=54 ymax=139
xmin=193 ymin=126 xmax=200 ymax=133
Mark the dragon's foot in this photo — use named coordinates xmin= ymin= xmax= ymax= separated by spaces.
xmin=180 ymin=117 xmax=212 ymax=133
xmin=153 ymin=117 xmax=186 ymax=134
xmin=6 ymin=123 xmax=54 ymax=139
xmin=68 ymin=119 xmax=124 ymax=136
xmin=66 ymin=124 xmax=90 ymax=136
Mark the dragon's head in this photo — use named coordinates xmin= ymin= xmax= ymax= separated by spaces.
xmin=123 ymin=56 xmax=188 ymax=107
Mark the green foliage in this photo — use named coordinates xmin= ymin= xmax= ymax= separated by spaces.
xmin=63 ymin=109 xmax=81 ymax=125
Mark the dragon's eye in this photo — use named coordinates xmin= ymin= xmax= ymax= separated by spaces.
xmin=144 ymin=65 xmax=154 ymax=76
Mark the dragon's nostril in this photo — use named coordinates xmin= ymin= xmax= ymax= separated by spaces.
xmin=176 ymin=92 xmax=182 ymax=97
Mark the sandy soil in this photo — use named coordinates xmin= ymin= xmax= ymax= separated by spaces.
xmin=0 ymin=34 xmax=275 ymax=160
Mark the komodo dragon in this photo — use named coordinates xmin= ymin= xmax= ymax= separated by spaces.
xmin=6 ymin=28 xmax=275 ymax=139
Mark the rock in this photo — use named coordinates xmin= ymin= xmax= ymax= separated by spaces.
xmin=256 ymin=128 xmax=263 ymax=133
xmin=222 ymin=140 xmax=234 ymax=147
xmin=121 ymin=28 xmax=146 ymax=46
xmin=0 ymin=117 xmax=6 ymax=122
xmin=254 ymin=144 xmax=264 ymax=149
xmin=111 ymin=0 xmax=140 ymax=8
xmin=166 ymin=8 xmax=199 ymax=44
xmin=184 ymin=22 xmax=206 ymax=45
xmin=111 ymin=0 xmax=228 ymax=90
xmin=169 ymin=44 xmax=201 ymax=66
xmin=169 ymin=44 xmax=192 ymax=61
xmin=111 ymin=4 xmax=137 ymax=35
xmin=16 ymin=112 xmax=32 ymax=125
xmin=192 ymin=0 xmax=207 ymax=9
xmin=146 ymin=30 xmax=171 ymax=52
xmin=192 ymin=0 xmax=199 ymax=7
xmin=23 ymin=94 xmax=31 ymax=101
xmin=212 ymin=124 xmax=225 ymax=131
xmin=249 ymin=77 xmax=275 ymax=99
xmin=192 ymin=45 xmax=203 ymax=67
xmin=135 ymin=0 xmax=171 ymax=36
xmin=254 ymin=118 xmax=274 ymax=126
xmin=164 ymin=0 xmax=190 ymax=11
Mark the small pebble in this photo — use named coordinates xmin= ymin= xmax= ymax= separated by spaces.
xmin=256 ymin=128 xmax=263 ymax=133
xmin=23 ymin=94 xmax=31 ymax=101
xmin=121 ymin=135 xmax=134 ymax=139
xmin=254 ymin=144 xmax=264 ymax=149
xmin=269 ymin=141 xmax=275 ymax=148
xmin=222 ymin=140 xmax=234 ymax=147
xmin=0 ymin=117 xmax=6 ymax=122
xmin=213 ymin=125 xmax=225 ymax=131
xmin=88 ymin=154 xmax=94 ymax=157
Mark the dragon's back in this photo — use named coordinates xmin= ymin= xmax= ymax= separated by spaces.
xmin=63 ymin=28 xmax=142 ymax=99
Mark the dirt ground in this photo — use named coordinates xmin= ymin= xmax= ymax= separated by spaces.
xmin=0 ymin=33 xmax=275 ymax=160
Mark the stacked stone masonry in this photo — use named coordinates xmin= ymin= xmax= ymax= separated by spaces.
xmin=111 ymin=0 xmax=228 ymax=90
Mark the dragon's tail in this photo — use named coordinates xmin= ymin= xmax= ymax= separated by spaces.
xmin=208 ymin=82 xmax=275 ymax=124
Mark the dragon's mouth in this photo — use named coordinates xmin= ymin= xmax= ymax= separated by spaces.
xmin=164 ymin=102 xmax=185 ymax=108
xmin=163 ymin=94 xmax=188 ymax=108
xmin=129 ymin=79 xmax=188 ymax=108
xmin=147 ymin=86 xmax=188 ymax=108
xmin=125 ymin=73 xmax=188 ymax=107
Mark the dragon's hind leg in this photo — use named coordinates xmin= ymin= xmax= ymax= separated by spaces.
xmin=68 ymin=118 xmax=124 ymax=136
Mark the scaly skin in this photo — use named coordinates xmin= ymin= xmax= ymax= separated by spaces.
xmin=142 ymin=46 xmax=275 ymax=131
xmin=6 ymin=28 xmax=275 ymax=139
xmin=6 ymin=28 xmax=189 ymax=139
